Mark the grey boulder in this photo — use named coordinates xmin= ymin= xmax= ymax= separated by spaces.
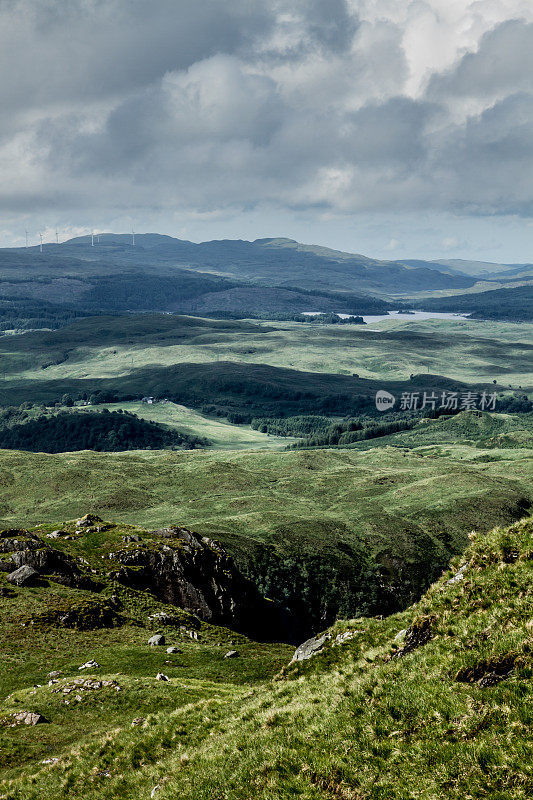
xmin=148 ymin=634 xmax=165 ymax=646
xmin=7 ymin=565 xmax=39 ymax=586
xmin=290 ymin=633 xmax=330 ymax=663
xmin=13 ymin=711 xmax=48 ymax=725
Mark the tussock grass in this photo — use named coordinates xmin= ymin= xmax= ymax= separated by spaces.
xmin=1 ymin=518 xmax=531 ymax=799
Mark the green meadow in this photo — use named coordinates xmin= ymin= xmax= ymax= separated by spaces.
xmin=96 ymin=401 xmax=296 ymax=450
xmin=1 ymin=438 xmax=531 ymax=550
xmin=1 ymin=314 xmax=532 ymax=388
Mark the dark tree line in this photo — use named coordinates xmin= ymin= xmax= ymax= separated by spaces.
xmin=290 ymin=418 xmax=417 ymax=448
xmin=0 ymin=410 xmax=208 ymax=453
xmin=251 ymin=415 xmax=335 ymax=436
xmin=191 ymin=311 xmax=366 ymax=323
xmin=0 ymin=296 xmax=99 ymax=331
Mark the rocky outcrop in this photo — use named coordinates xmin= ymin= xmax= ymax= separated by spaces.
xmin=108 ymin=526 xmax=287 ymax=639
xmin=0 ymin=530 xmax=42 ymax=554
xmin=75 ymin=514 xmax=103 ymax=528
xmin=392 ymin=615 xmax=434 ymax=659
xmin=1 ymin=528 xmax=99 ymax=590
xmin=1 ymin=521 xmax=295 ymax=641
xmin=11 ymin=711 xmax=48 ymax=726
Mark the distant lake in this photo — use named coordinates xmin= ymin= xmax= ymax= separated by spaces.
xmin=302 ymin=310 xmax=472 ymax=324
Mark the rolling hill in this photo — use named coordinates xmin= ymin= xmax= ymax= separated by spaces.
xmin=0 ymin=234 xmax=477 ymax=320
xmin=416 ymin=285 xmax=533 ymax=322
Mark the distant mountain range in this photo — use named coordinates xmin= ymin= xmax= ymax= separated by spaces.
xmin=0 ymin=233 xmax=531 ymax=321
xmin=398 ymin=257 xmax=533 ymax=279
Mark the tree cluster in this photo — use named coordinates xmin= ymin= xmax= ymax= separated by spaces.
xmin=0 ymin=410 xmax=209 ymax=453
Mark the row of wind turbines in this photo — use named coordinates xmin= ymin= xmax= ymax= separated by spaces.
xmin=24 ymin=229 xmax=136 ymax=252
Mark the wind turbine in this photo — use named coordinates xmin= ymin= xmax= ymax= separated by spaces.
xmin=56 ymin=229 xmax=59 ymax=244
xmin=39 ymin=233 xmax=43 ymax=253
xmin=132 ymin=228 xmax=135 ymax=247
xmin=91 ymin=231 xmax=94 ymax=247
xmin=25 ymin=230 xmax=28 ymax=249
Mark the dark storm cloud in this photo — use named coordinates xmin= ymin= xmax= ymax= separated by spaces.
xmin=0 ymin=0 xmax=273 ymax=113
xmin=1 ymin=1 xmax=533 ymax=222
xmin=427 ymin=19 xmax=533 ymax=100
xmin=340 ymin=97 xmax=437 ymax=168
xmin=430 ymin=92 xmax=533 ymax=216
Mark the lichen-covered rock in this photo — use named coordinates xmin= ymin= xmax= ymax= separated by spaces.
xmin=76 ymin=514 xmax=103 ymax=527
xmin=0 ymin=532 xmax=41 ymax=553
xmin=290 ymin=633 xmax=331 ymax=662
xmin=79 ymin=659 xmax=100 ymax=670
xmin=12 ymin=711 xmax=48 ymax=726
xmin=148 ymin=634 xmax=165 ymax=646
xmin=8 ymin=539 xmax=98 ymax=590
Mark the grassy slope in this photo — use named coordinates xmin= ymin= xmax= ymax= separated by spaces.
xmin=96 ymin=402 xmax=296 ymax=450
xmin=0 ymin=520 xmax=292 ymax=779
xmin=2 ymin=517 xmax=531 ymax=799
xmin=344 ymin=411 xmax=533 ymax=452
xmin=0 ymin=442 xmax=531 ymax=566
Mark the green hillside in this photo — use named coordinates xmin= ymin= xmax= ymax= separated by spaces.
xmin=2 ymin=315 xmax=531 ymax=401
xmin=1 ymin=516 xmax=531 ymax=799
xmin=0 ymin=235 xmax=476 ymax=318
xmin=0 ymin=440 xmax=531 ymax=631
xmin=417 ymin=286 xmax=533 ymax=322
xmin=293 ymin=410 xmax=533 ymax=450
xmin=366 ymin=410 xmax=533 ymax=450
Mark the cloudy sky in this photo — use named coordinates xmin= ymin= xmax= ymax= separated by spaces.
xmin=1 ymin=0 xmax=533 ymax=261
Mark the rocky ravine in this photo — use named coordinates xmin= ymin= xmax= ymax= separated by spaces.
xmin=0 ymin=515 xmax=290 ymax=640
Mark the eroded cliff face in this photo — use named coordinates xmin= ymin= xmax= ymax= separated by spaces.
xmin=0 ymin=521 xmax=292 ymax=641
xmin=107 ymin=526 xmax=285 ymax=637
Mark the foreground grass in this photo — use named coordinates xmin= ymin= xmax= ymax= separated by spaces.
xmin=2 ymin=517 xmax=531 ymax=799
xmin=0 ymin=563 xmax=292 ymax=778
